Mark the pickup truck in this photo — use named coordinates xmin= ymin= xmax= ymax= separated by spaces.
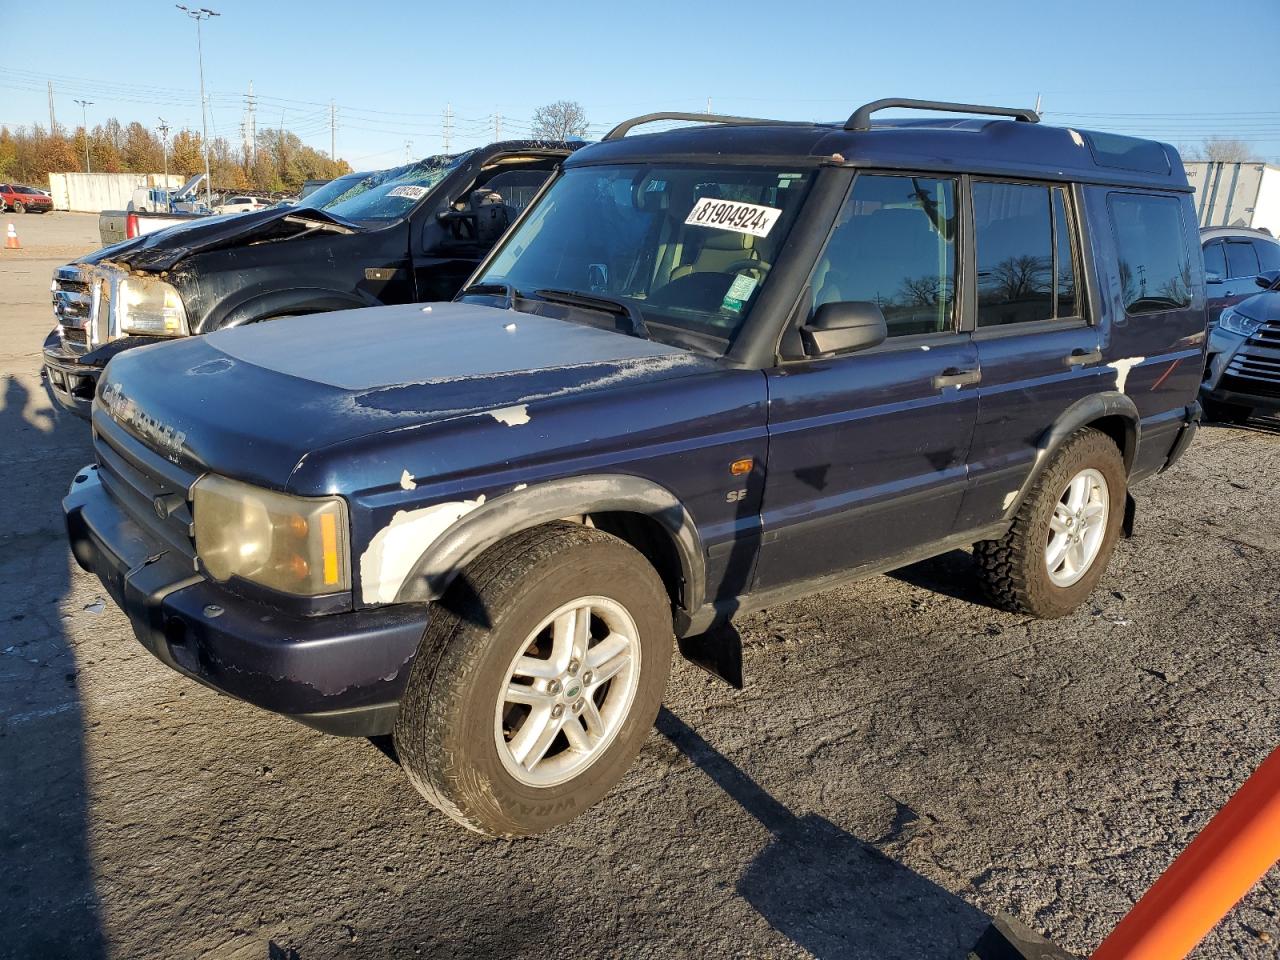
xmin=46 ymin=141 xmax=577 ymax=415
xmin=97 ymin=174 xmax=211 ymax=245
xmin=64 ymin=100 xmax=1206 ymax=838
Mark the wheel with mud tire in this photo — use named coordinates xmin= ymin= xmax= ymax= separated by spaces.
xmin=394 ymin=521 xmax=673 ymax=837
xmin=974 ymin=427 xmax=1126 ymax=618
xmin=12 ymin=201 xmax=25 ymax=214
xmin=1203 ymin=397 xmax=1252 ymax=425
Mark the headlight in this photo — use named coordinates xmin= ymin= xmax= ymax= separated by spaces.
xmin=1217 ymin=307 xmax=1262 ymax=338
xmin=117 ymin=276 xmax=188 ymax=336
xmin=192 ymin=474 xmax=350 ymax=596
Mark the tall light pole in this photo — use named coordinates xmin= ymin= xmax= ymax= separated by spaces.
xmin=73 ymin=99 xmax=93 ymax=172
xmin=176 ymin=5 xmax=219 ymax=208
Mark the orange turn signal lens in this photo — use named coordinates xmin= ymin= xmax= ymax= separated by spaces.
xmin=730 ymin=458 xmax=754 ymax=476
xmin=320 ymin=512 xmax=339 ymax=586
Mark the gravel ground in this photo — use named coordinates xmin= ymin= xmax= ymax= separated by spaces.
xmin=1 ymin=213 xmax=1278 ymax=960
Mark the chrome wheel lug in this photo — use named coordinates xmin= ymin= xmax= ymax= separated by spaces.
xmin=547 ymin=679 xmax=562 ymax=696
xmin=573 ymin=698 xmax=585 ymax=714
xmin=551 ymin=704 xmax=565 ymax=719
xmin=582 ymin=670 xmax=594 ymax=686
xmin=567 ymin=659 xmax=580 ymax=676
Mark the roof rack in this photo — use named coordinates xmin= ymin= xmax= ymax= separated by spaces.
xmin=602 ymin=111 xmax=803 ymax=141
xmin=845 ymin=98 xmax=1040 ymax=132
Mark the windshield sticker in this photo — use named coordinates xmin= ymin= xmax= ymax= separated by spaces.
xmin=387 ymin=185 xmax=429 ymax=201
xmin=721 ymin=273 xmax=759 ymax=314
xmin=685 ymin=198 xmax=781 ymax=238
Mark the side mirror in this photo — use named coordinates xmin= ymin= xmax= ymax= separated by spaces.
xmin=800 ymin=301 xmax=888 ymax=356
xmin=1255 ymin=269 xmax=1280 ymax=290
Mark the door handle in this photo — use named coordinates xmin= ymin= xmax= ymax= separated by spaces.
xmin=932 ymin=367 xmax=982 ymax=389
xmin=1066 ymin=348 xmax=1103 ymax=367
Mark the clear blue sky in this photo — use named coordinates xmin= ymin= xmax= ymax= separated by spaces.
xmin=4 ymin=0 xmax=1279 ymax=166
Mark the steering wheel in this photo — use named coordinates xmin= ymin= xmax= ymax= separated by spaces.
xmin=723 ymin=257 xmax=772 ymax=279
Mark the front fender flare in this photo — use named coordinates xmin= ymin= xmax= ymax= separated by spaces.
xmin=391 ymin=475 xmax=706 ymax=613
xmin=210 ymin=288 xmax=375 ymax=330
xmin=1004 ymin=391 xmax=1140 ymax=520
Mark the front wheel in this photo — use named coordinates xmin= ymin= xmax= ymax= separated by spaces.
xmin=974 ymin=427 xmax=1126 ymax=618
xmin=12 ymin=201 xmax=24 ymax=214
xmin=394 ymin=522 xmax=673 ymax=837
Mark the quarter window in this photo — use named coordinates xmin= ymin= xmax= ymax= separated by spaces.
xmin=1203 ymin=240 xmax=1226 ymax=281
xmin=1256 ymin=240 xmax=1280 ymax=273
xmin=1107 ymin=194 xmax=1192 ymax=314
xmin=813 ymin=174 xmax=957 ymax=338
xmin=973 ymin=182 xmax=1080 ymax=327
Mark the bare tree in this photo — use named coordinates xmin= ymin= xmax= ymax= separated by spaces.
xmin=1180 ymin=138 xmax=1262 ymax=163
xmin=531 ymin=100 xmax=589 ymax=141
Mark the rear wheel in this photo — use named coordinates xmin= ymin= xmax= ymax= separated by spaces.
xmin=394 ymin=522 xmax=673 ymax=837
xmin=974 ymin=427 xmax=1126 ymax=618
xmin=1203 ymin=397 xmax=1252 ymax=424
xmin=13 ymin=201 xmax=25 ymax=214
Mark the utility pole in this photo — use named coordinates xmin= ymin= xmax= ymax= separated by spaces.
xmin=404 ymin=140 xmax=412 ymax=163
xmin=47 ymin=81 xmax=57 ymax=134
xmin=706 ymin=96 xmax=712 ymax=114
xmin=330 ymin=99 xmax=336 ymax=159
xmin=176 ymin=5 xmax=220 ymax=208
xmin=443 ymin=103 xmax=453 ymax=154
xmin=73 ymin=99 xmax=93 ymax=172
xmin=493 ymin=110 xmax=502 ymax=141
xmin=157 ymin=118 xmax=171 ymax=183
xmin=247 ymin=80 xmax=256 ymax=165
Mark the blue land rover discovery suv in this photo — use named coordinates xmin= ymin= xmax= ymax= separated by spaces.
xmin=64 ymin=98 xmax=1206 ymax=836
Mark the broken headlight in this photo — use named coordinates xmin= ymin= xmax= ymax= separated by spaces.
xmin=117 ymin=275 xmax=189 ymax=336
xmin=192 ymin=474 xmax=350 ymax=596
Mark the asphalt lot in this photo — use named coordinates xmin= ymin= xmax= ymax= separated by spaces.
xmin=1 ymin=211 xmax=1278 ymax=960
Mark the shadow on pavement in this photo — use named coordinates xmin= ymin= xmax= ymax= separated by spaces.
xmin=889 ymin=548 xmax=998 ymax=610
xmin=657 ymin=707 xmax=989 ymax=960
xmin=0 ymin=374 xmax=104 ymax=959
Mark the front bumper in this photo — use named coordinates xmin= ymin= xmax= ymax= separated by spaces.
xmin=63 ymin=466 xmax=428 ymax=736
xmin=1200 ymin=325 xmax=1280 ymax=412
xmin=42 ymin=329 xmax=99 ymax=417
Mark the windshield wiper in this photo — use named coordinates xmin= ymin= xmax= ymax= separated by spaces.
xmin=461 ymin=281 xmax=521 ymax=309
xmin=533 ymin=288 xmax=651 ymax=340
xmin=283 ymin=210 xmax=360 ymax=234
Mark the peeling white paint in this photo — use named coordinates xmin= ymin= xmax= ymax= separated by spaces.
xmin=504 ymin=322 xmax=517 ymax=332
xmin=1108 ymin=356 xmax=1145 ymax=393
xmin=1068 ymin=129 xmax=1085 ymax=147
xmin=489 ymin=404 xmax=531 ymax=426
xmin=512 ymin=483 xmax=527 ymax=491
xmin=1002 ymin=490 xmax=1018 ymax=511
xmin=399 ymin=469 xmax=417 ymax=491
xmin=359 ymin=495 xmax=486 ymax=604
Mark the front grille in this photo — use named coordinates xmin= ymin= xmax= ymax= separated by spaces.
xmin=94 ymin=415 xmax=198 ymax=561
xmin=52 ymin=266 xmax=94 ymax=354
xmin=1223 ymin=320 xmax=1280 ymax=397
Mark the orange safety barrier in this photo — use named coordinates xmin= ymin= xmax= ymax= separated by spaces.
xmin=1092 ymin=746 xmax=1280 ymax=960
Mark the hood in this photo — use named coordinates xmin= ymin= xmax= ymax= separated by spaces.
xmin=95 ymin=301 xmax=715 ymax=489
xmin=1234 ymin=289 xmax=1280 ymax=325
xmin=85 ymin=207 xmax=360 ymax=272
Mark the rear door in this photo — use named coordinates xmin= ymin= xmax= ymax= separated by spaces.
xmin=754 ymin=172 xmax=979 ymax=592
xmin=956 ymin=180 xmax=1104 ymax=529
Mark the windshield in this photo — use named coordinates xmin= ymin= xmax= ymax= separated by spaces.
xmin=475 ymin=163 xmax=812 ymax=354
xmin=293 ymin=174 xmax=363 ymax=210
xmin=316 ymin=151 xmax=474 ymax=223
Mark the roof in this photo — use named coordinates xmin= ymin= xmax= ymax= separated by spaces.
xmin=1200 ymin=225 xmax=1278 ymax=242
xmin=567 ymin=114 xmax=1189 ymax=192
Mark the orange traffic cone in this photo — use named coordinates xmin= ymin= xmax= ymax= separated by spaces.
xmin=4 ymin=223 xmax=18 ymax=250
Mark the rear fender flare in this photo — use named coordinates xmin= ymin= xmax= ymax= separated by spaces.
xmin=390 ymin=475 xmax=706 ymax=613
xmin=1004 ymin=392 xmax=1140 ymax=520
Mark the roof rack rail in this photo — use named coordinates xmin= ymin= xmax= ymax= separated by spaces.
xmin=603 ymin=111 xmax=799 ymax=141
xmin=845 ymin=98 xmax=1040 ymax=132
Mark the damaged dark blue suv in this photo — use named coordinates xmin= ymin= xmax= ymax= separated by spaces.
xmin=64 ymin=99 xmax=1207 ymax=837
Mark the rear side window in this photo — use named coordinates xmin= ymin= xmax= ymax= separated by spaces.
xmin=1226 ymin=241 xmax=1260 ymax=279
xmin=1107 ymin=194 xmax=1192 ymax=314
xmin=973 ymin=182 xmax=1081 ymax=327
xmin=813 ymin=173 xmax=957 ymax=338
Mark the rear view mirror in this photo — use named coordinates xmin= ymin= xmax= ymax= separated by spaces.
xmin=801 ymin=301 xmax=888 ymax=356
xmin=1255 ymin=269 xmax=1280 ymax=290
